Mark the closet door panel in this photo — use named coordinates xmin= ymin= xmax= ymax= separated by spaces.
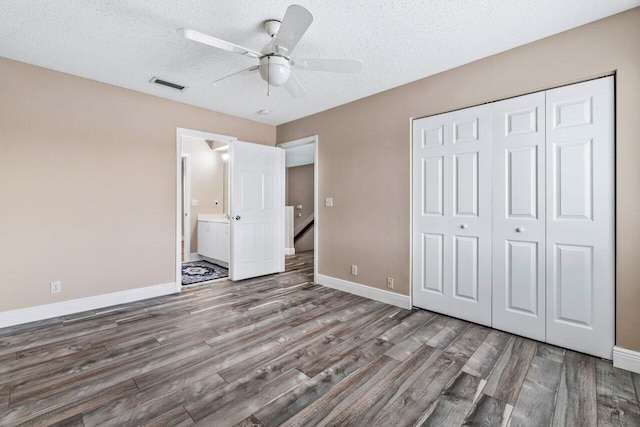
xmin=506 ymin=240 xmax=539 ymax=313
xmin=492 ymin=92 xmax=546 ymax=341
xmin=453 ymin=235 xmax=479 ymax=301
xmin=413 ymin=104 xmax=492 ymax=326
xmin=507 ymin=146 xmax=538 ymax=218
xmin=453 ymin=152 xmax=479 ymax=216
xmin=546 ymin=77 xmax=614 ymax=359
xmin=413 ymin=113 xmax=451 ymax=312
xmin=554 ymin=139 xmax=593 ymax=221
xmin=448 ymin=105 xmax=492 ymax=326
xmin=421 ymin=233 xmax=444 ymax=294
xmin=422 ymin=156 xmax=444 ymax=216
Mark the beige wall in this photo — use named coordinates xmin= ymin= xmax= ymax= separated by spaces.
xmin=181 ymin=136 xmax=226 ymax=254
xmin=277 ymin=8 xmax=640 ymax=351
xmin=287 ymin=164 xmax=314 ymax=252
xmin=0 ymin=57 xmax=275 ymax=312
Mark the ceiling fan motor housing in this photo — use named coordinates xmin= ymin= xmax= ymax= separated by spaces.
xmin=259 ymin=56 xmax=290 ymax=86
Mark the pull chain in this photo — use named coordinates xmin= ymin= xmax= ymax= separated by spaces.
xmin=267 ymin=56 xmax=270 ymax=96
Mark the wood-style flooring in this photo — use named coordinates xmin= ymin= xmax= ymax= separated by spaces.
xmin=1 ymin=251 xmax=639 ymax=426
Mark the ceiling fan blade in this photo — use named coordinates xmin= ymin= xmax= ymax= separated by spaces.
xmin=292 ymin=58 xmax=363 ymax=74
xmin=270 ymin=5 xmax=313 ymax=56
xmin=283 ymin=73 xmax=308 ymax=99
xmin=181 ymin=29 xmax=261 ymax=59
xmin=213 ymin=66 xmax=259 ymax=86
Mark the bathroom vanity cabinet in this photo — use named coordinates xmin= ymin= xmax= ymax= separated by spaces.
xmin=197 ymin=216 xmax=230 ymax=265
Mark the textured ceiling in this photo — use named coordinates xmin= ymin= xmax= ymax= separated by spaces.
xmin=0 ymin=1 xmax=638 ymax=125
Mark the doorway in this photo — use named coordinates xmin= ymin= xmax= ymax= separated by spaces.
xmin=277 ymin=135 xmax=319 ymax=280
xmin=176 ymin=128 xmax=287 ymax=291
xmin=176 ymin=129 xmax=236 ymax=291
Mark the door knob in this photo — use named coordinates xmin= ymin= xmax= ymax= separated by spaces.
xmin=235 ymin=215 xmax=241 ymax=221
xmin=460 ymin=224 xmax=468 ymax=229
xmin=516 ymin=227 xmax=524 ymax=232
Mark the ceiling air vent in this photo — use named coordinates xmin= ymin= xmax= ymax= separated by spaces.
xmin=149 ymin=77 xmax=186 ymax=91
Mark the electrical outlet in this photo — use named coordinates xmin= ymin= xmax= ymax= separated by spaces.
xmin=50 ymin=281 xmax=61 ymax=294
xmin=387 ymin=277 xmax=394 ymax=289
xmin=351 ymin=265 xmax=358 ymax=276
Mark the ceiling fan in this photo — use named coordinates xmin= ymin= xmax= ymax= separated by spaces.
xmin=180 ymin=4 xmax=363 ymax=98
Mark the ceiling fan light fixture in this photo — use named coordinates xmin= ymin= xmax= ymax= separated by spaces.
xmin=183 ymin=5 xmax=362 ymax=98
xmin=259 ymin=56 xmax=290 ymax=86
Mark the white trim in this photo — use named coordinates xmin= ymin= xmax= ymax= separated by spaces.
xmin=313 ymin=136 xmax=318 ymax=280
xmin=281 ymin=145 xmax=287 ymax=273
xmin=314 ymin=274 xmax=411 ymax=310
xmin=176 ymin=128 xmax=237 ymax=293
xmin=285 ymin=248 xmax=296 ymax=255
xmin=181 ymin=153 xmax=191 ymax=262
xmin=613 ymin=346 xmax=640 ymax=374
xmin=0 ymin=282 xmax=176 ymax=329
xmin=408 ymin=117 xmax=414 ymax=309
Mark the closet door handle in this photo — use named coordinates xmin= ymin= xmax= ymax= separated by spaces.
xmin=516 ymin=227 xmax=524 ymax=233
xmin=460 ymin=224 xmax=468 ymax=229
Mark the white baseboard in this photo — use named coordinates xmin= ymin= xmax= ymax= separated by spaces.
xmin=613 ymin=346 xmax=640 ymax=374
xmin=314 ymin=274 xmax=411 ymax=310
xmin=0 ymin=282 xmax=176 ymax=329
xmin=285 ymin=248 xmax=295 ymax=255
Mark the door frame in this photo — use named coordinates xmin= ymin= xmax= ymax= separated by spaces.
xmin=181 ymin=153 xmax=191 ymax=264
xmin=277 ymin=135 xmax=319 ymax=280
xmin=175 ymin=127 xmax=237 ymax=293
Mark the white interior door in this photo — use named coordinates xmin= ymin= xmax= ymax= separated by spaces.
xmin=492 ymin=92 xmax=546 ymax=341
xmin=412 ymin=104 xmax=492 ymax=326
xmin=545 ymin=77 xmax=615 ymax=359
xmin=413 ymin=111 xmax=449 ymax=316
xmin=230 ymin=141 xmax=285 ymax=281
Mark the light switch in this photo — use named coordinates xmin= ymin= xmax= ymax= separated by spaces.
xmin=325 ymin=197 xmax=333 ymax=207
xmin=296 ymin=204 xmax=303 ymax=209
xmin=214 ymin=200 xmax=219 ymax=206
xmin=191 ymin=200 xmax=199 ymax=207
xmin=297 ymin=212 xmax=302 ymax=217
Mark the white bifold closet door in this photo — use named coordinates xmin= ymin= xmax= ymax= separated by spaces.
xmin=412 ymin=104 xmax=492 ymax=326
xmin=492 ymin=92 xmax=547 ymax=341
xmin=412 ymin=77 xmax=614 ymax=359
xmin=545 ymin=77 xmax=615 ymax=359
